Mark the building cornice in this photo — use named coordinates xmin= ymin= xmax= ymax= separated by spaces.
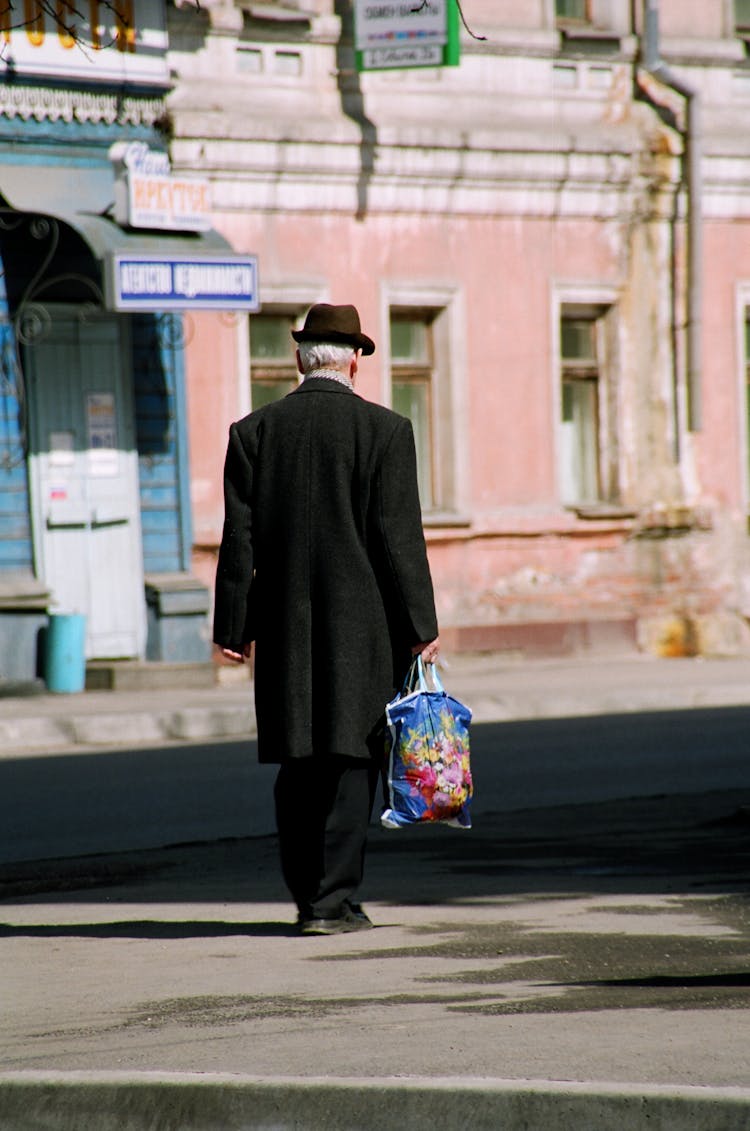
xmin=0 ymin=84 xmax=167 ymax=128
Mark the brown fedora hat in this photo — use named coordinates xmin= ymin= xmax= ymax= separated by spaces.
xmin=292 ymin=303 xmax=375 ymax=355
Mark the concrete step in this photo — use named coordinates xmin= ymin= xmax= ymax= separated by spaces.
xmin=85 ymin=660 xmax=216 ymax=692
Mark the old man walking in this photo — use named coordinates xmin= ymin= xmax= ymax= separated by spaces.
xmin=214 ymin=303 xmax=439 ymax=934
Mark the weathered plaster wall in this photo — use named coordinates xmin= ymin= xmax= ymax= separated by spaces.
xmin=172 ymin=0 xmax=750 ymax=655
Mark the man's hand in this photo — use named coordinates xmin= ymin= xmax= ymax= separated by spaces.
xmin=412 ymin=636 xmax=440 ymax=664
xmin=219 ymin=643 xmax=252 ymax=663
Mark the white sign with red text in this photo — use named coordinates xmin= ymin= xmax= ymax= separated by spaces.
xmin=110 ymin=142 xmax=212 ymax=233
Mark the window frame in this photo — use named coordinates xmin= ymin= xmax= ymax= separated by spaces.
xmin=248 ymin=308 xmax=302 ymax=410
xmin=736 ymin=0 xmax=750 ymax=33
xmin=555 ymin=0 xmax=592 ymax=26
xmin=553 ymin=289 xmax=620 ymax=513
xmin=380 ymin=283 xmax=469 ymax=524
xmin=390 ymin=308 xmax=437 ymax=511
xmin=244 ymin=287 xmax=328 ymax=401
xmin=735 ymin=286 xmax=750 ymax=522
xmin=744 ymin=315 xmax=750 ymax=525
xmin=560 ymin=314 xmax=603 ymax=504
xmin=554 ymin=0 xmax=630 ymax=39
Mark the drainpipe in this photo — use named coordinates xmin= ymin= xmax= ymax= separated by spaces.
xmin=641 ymin=0 xmax=703 ymax=431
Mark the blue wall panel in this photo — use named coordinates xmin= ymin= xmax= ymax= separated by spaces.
xmin=0 ymin=264 xmax=32 ymax=573
xmin=132 ymin=313 xmax=190 ymax=575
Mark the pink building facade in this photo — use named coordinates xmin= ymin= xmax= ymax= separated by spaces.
xmin=168 ymin=0 xmax=750 ymax=658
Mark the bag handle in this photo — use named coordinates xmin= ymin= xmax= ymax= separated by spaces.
xmin=405 ymin=655 xmax=445 ymax=694
xmin=420 ymin=655 xmax=445 ymax=693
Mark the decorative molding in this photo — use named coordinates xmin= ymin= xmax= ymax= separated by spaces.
xmin=0 ymin=85 xmax=166 ymax=128
xmin=199 ymin=140 xmax=654 ymax=221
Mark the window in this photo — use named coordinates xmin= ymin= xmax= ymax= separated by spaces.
xmin=274 ymin=50 xmax=302 ymax=76
xmin=249 ymin=312 xmax=299 ymax=409
xmin=384 ymin=287 xmax=466 ymax=521
xmin=390 ymin=311 xmax=435 ymax=510
xmin=559 ymin=309 xmax=613 ymax=506
xmin=733 ymin=300 xmax=750 ymax=521
xmin=745 ymin=318 xmax=750 ymax=514
xmin=555 ymin=0 xmax=591 ymax=24
xmin=237 ymin=47 xmax=263 ymax=73
xmin=737 ymin=0 xmax=750 ymax=31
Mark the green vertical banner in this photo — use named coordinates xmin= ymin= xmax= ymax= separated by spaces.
xmin=444 ymin=0 xmax=460 ymax=65
xmin=354 ymin=0 xmax=460 ymax=72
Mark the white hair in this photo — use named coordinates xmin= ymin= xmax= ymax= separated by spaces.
xmin=297 ymin=341 xmax=356 ymax=372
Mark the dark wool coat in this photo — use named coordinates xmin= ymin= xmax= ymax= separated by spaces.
xmin=213 ymin=377 xmax=439 ymax=764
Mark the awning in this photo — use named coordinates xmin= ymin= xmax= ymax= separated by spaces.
xmin=0 ymin=160 xmax=232 ymax=259
xmin=0 ymin=161 xmax=258 ymax=311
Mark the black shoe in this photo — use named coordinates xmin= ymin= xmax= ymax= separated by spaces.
xmin=299 ymin=902 xmax=374 ymax=936
xmin=343 ymin=900 xmax=373 ymax=927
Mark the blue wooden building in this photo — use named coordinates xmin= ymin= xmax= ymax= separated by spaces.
xmin=0 ymin=0 xmax=256 ymax=684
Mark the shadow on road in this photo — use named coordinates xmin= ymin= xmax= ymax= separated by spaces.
xmin=1 ymin=707 xmax=750 ymax=917
xmin=2 ymin=785 xmax=749 ymax=911
xmin=0 ymin=918 xmax=298 ymax=938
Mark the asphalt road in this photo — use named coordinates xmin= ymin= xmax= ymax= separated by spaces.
xmin=2 ymin=705 xmax=750 ymax=865
xmin=2 ymin=708 xmax=750 ymax=1108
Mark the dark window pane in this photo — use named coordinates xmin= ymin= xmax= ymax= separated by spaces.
xmin=561 ymin=378 xmax=599 ymax=503
xmin=556 ymin=0 xmax=589 ymax=20
xmin=737 ymin=0 xmax=750 ymax=29
xmin=746 ymin=319 xmax=750 ymax=513
xmin=392 ymin=379 xmax=433 ymax=509
xmin=561 ymin=319 xmax=596 ymax=361
xmin=391 ymin=319 xmax=428 ymax=363
xmin=250 ymin=316 xmax=293 ymax=360
xmin=251 ymin=378 xmax=296 ymax=409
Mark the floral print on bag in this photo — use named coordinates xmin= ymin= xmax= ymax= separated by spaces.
xmin=382 ymin=662 xmax=473 ymax=829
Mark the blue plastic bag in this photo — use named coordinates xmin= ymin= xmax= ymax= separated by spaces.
xmin=382 ymin=657 xmax=473 ymax=829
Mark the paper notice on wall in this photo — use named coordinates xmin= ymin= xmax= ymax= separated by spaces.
xmin=86 ymin=393 xmax=119 ymax=477
xmin=49 ymin=431 xmax=75 ymax=471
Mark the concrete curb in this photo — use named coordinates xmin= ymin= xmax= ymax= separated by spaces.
xmin=0 ymin=705 xmax=257 ymax=756
xmin=1 ymin=1073 xmax=750 ymax=1131
xmin=467 ymin=685 xmax=750 ymax=723
xmin=0 ymin=716 xmax=72 ymax=752
xmin=4 ymin=654 xmax=750 ymax=756
xmin=4 ymin=682 xmax=750 ymax=756
xmin=64 ymin=706 xmax=257 ymax=747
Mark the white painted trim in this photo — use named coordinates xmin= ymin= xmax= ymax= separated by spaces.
xmin=378 ymin=280 xmax=469 ymax=516
xmin=552 ymin=282 xmax=620 ymax=307
xmin=550 ymin=282 xmax=620 ymax=506
xmin=258 ymin=282 xmax=329 ymax=312
xmin=734 ymin=282 xmax=750 ymax=514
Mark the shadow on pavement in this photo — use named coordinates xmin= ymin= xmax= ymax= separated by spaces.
xmin=587 ymin=972 xmax=750 ymax=988
xmin=2 ymin=787 xmax=749 ymax=908
xmin=2 ymin=783 xmax=750 ymax=1017
xmin=0 ymin=919 xmax=298 ymax=938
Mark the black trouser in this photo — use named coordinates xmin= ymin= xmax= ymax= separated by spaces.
xmin=274 ymin=755 xmax=380 ymax=920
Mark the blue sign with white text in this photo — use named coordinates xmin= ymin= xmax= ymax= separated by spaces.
xmin=107 ymin=254 xmax=260 ymax=311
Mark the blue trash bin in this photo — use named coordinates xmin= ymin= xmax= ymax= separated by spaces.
xmin=45 ymin=613 xmax=87 ymax=694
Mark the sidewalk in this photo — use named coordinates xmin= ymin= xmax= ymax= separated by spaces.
xmin=4 ymin=650 xmax=750 ymax=755
xmin=2 ymin=651 xmax=750 ymax=1129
